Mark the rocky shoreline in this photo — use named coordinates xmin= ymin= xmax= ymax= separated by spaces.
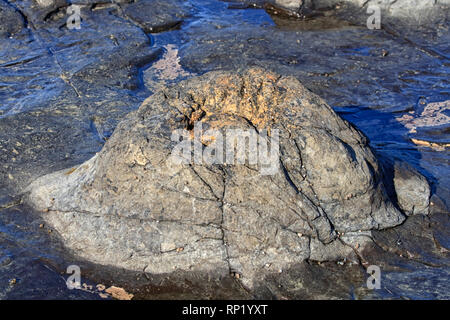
xmin=26 ymin=67 xmax=429 ymax=290
xmin=0 ymin=0 xmax=449 ymax=299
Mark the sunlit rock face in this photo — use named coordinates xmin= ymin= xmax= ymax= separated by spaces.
xmin=26 ymin=68 xmax=414 ymax=289
xmin=264 ymin=0 xmax=449 ymax=23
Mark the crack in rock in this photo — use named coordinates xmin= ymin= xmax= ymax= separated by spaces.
xmin=24 ymin=67 xmax=429 ymax=290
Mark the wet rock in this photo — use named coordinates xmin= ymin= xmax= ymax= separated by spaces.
xmin=0 ymin=1 xmax=162 ymax=194
xmin=0 ymin=0 xmax=25 ymax=37
xmin=9 ymin=0 xmax=192 ymax=31
xmin=253 ymin=260 xmax=367 ymax=299
xmin=9 ymin=0 xmax=68 ymax=28
xmin=122 ymin=0 xmax=192 ymax=33
xmin=273 ymin=0 xmax=304 ymax=10
xmin=260 ymin=0 xmax=449 ymax=23
xmin=356 ymin=0 xmax=448 ymax=22
xmin=394 ymin=163 xmax=430 ymax=216
xmin=26 ymin=68 xmax=407 ymax=289
xmin=0 ymin=0 xmax=447 ymax=300
xmin=265 ymin=0 xmax=308 ymax=14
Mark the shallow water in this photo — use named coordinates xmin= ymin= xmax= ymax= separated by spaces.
xmin=0 ymin=0 xmax=449 ymax=299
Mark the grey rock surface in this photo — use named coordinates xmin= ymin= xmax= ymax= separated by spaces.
xmin=0 ymin=0 xmax=446 ymax=299
xmin=265 ymin=0 xmax=450 ymax=22
xmin=0 ymin=0 xmax=25 ymax=37
xmin=26 ymin=68 xmax=407 ymax=288
xmin=394 ymin=163 xmax=430 ymax=216
xmin=341 ymin=0 xmax=450 ymax=22
xmin=122 ymin=0 xmax=192 ymax=33
xmin=273 ymin=0 xmax=304 ymax=10
xmin=268 ymin=0 xmax=312 ymax=13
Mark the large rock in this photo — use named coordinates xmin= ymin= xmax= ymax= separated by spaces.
xmin=26 ymin=68 xmax=407 ymax=289
xmin=263 ymin=0 xmax=449 ymax=22
xmin=339 ymin=0 xmax=450 ymax=21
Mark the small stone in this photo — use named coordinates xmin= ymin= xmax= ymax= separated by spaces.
xmin=96 ymin=284 xmax=106 ymax=291
xmin=105 ymin=286 xmax=134 ymax=300
xmin=393 ymin=162 xmax=430 ymax=216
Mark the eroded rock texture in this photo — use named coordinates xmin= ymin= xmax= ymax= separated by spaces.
xmin=393 ymin=162 xmax=430 ymax=216
xmin=264 ymin=0 xmax=450 ymax=22
xmin=27 ymin=68 xmax=412 ymax=288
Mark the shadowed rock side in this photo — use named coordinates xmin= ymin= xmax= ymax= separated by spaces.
xmin=26 ymin=68 xmax=425 ymax=289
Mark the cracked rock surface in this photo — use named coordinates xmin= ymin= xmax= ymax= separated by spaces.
xmin=1 ymin=0 xmax=446 ymax=299
xmin=26 ymin=68 xmax=408 ymax=288
xmin=393 ymin=162 xmax=430 ymax=216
